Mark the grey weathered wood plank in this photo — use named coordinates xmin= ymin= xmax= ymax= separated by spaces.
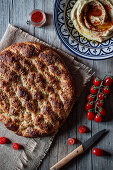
xmin=0 ymin=0 xmax=9 ymax=40
xmin=10 ymin=0 xmax=34 ymax=35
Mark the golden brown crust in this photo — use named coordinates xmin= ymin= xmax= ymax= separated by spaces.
xmin=0 ymin=42 xmax=75 ymax=137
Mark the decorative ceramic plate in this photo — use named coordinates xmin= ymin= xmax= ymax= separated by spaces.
xmin=53 ymin=0 xmax=113 ymax=60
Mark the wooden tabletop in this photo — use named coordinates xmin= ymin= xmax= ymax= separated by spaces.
xmin=0 ymin=0 xmax=113 ymax=170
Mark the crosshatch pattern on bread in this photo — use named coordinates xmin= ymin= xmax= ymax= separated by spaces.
xmin=0 ymin=42 xmax=75 ymax=137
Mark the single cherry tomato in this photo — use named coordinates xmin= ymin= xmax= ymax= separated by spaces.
xmin=12 ymin=143 xmax=20 ymax=150
xmin=96 ymin=100 xmax=103 ymax=107
xmin=93 ymin=148 xmax=103 ymax=156
xmin=99 ymin=107 xmax=106 ymax=116
xmin=67 ymin=138 xmax=75 ymax=145
xmin=78 ymin=125 xmax=87 ymax=133
xmin=0 ymin=137 xmax=6 ymax=144
xmin=98 ymin=93 xmax=104 ymax=100
xmin=87 ymin=94 xmax=95 ymax=102
xmin=90 ymin=85 xmax=98 ymax=95
xmin=102 ymin=86 xmax=110 ymax=95
xmin=104 ymin=77 xmax=113 ymax=86
xmin=93 ymin=78 xmax=101 ymax=86
xmin=85 ymin=102 xmax=93 ymax=111
xmin=87 ymin=111 xmax=94 ymax=120
xmin=94 ymin=114 xmax=102 ymax=123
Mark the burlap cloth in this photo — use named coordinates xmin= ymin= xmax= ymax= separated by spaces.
xmin=0 ymin=24 xmax=93 ymax=170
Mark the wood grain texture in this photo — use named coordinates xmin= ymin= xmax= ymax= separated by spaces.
xmin=0 ymin=0 xmax=113 ymax=170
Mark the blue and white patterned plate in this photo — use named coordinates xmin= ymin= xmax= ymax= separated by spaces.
xmin=53 ymin=0 xmax=113 ymax=60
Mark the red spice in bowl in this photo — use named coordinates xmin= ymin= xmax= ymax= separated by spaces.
xmin=28 ymin=9 xmax=46 ymax=27
xmin=31 ymin=11 xmax=43 ymax=23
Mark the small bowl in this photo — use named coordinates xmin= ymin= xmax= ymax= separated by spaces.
xmin=27 ymin=9 xmax=46 ymax=27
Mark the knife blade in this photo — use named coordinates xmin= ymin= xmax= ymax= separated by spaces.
xmin=50 ymin=129 xmax=108 ymax=170
xmin=83 ymin=129 xmax=107 ymax=151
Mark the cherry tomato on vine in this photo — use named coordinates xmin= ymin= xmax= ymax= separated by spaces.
xmin=67 ymin=138 xmax=75 ymax=145
xmin=94 ymin=114 xmax=102 ymax=123
xmin=90 ymin=86 xmax=98 ymax=95
xmin=85 ymin=102 xmax=93 ymax=111
xmin=87 ymin=111 xmax=94 ymax=120
xmin=98 ymin=93 xmax=104 ymax=100
xmin=99 ymin=107 xmax=106 ymax=116
xmin=87 ymin=94 xmax=95 ymax=102
xmin=96 ymin=100 xmax=104 ymax=107
xmin=102 ymin=86 xmax=110 ymax=95
xmin=104 ymin=77 xmax=113 ymax=86
xmin=93 ymin=148 xmax=103 ymax=156
xmin=93 ymin=78 xmax=101 ymax=86
xmin=78 ymin=125 xmax=86 ymax=133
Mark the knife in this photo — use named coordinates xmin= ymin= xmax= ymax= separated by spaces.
xmin=50 ymin=129 xmax=108 ymax=170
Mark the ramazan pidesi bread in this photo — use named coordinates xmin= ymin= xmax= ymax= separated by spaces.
xmin=0 ymin=42 xmax=75 ymax=137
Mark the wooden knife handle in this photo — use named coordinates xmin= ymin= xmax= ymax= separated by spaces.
xmin=50 ymin=145 xmax=84 ymax=170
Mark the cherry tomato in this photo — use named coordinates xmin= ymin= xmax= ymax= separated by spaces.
xmin=94 ymin=114 xmax=102 ymax=123
xmin=102 ymin=86 xmax=110 ymax=95
xmin=85 ymin=102 xmax=93 ymax=111
xmin=78 ymin=125 xmax=86 ymax=133
xmin=90 ymin=86 xmax=98 ymax=94
xmin=93 ymin=148 xmax=103 ymax=156
xmin=0 ymin=137 xmax=6 ymax=144
xmin=87 ymin=111 xmax=94 ymax=120
xmin=87 ymin=94 xmax=95 ymax=102
xmin=104 ymin=77 xmax=113 ymax=86
xmin=96 ymin=100 xmax=103 ymax=107
xmin=99 ymin=108 xmax=106 ymax=116
xmin=98 ymin=93 xmax=104 ymax=100
xmin=67 ymin=138 xmax=75 ymax=145
xmin=93 ymin=78 xmax=101 ymax=86
xmin=12 ymin=143 xmax=20 ymax=150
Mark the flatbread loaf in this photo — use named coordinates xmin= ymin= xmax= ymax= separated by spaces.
xmin=0 ymin=42 xmax=75 ymax=137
